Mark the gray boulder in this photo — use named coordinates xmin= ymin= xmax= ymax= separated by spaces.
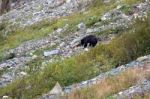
xmin=44 ymin=49 xmax=62 ymax=57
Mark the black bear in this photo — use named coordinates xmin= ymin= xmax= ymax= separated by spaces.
xmin=78 ymin=35 xmax=98 ymax=48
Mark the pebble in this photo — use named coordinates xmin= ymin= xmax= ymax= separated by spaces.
xmin=84 ymin=48 xmax=89 ymax=51
xmin=19 ymin=71 xmax=28 ymax=76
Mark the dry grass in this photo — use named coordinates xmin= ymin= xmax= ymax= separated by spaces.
xmin=68 ymin=63 xmax=150 ymax=99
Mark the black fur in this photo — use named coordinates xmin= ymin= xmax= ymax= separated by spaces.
xmin=80 ymin=35 xmax=98 ymax=48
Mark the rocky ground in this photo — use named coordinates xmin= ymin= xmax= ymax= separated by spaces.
xmin=0 ymin=0 xmax=150 ymax=99
xmin=0 ymin=0 xmax=91 ymax=27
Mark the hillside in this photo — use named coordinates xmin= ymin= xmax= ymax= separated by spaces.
xmin=0 ymin=0 xmax=150 ymax=99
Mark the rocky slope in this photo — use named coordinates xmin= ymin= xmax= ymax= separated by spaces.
xmin=0 ymin=0 xmax=150 ymax=99
xmin=41 ymin=55 xmax=150 ymax=99
xmin=0 ymin=0 xmax=91 ymax=27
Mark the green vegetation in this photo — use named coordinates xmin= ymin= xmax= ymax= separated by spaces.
xmin=122 ymin=0 xmax=143 ymax=5
xmin=0 ymin=18 xmax=150 ymax=98
xmin=0 ymin=21 xmax=8 ymax=43
xmin=120 ymin=5 xmax=133 ymax=15
xmin=25 ymin=57 xmax=45 ymax=74
xmin=0 ymin=0 xmax=149 ymax=98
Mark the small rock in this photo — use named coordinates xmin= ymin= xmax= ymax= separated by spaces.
xmin=118 ymin=91 xmax=123 ymax=95
xmin=101 ymin=12 xmax=111 ymax=20
xmin=29 ymin=52 xmax=33 ymax=56
xmin=50 ymin=82 xmax=63 ymax=95
xmin=51 ymin=42 xmax=56 ymax=46
xmin=56 ymin=28 xmax=63 ymax=33
xmin=94 ymin=22 xmax=101 ymax=26
xmin=86 ymin=29 xmax=95 ymax=33
xmin=117 ymin=5 xmax=123 ymax=9
xmin=32 ymin=55 xmax=38 ymax=59
xmin=103 ymin=0 xmax=111 ymax=4
xmin=19 ymin=71 xmax=27 ymax=76
xmin=2 ymin=96 xmax=9 ymax=99
xmin=59 ymin=42 xmax=65 ymax=48
xmin=84 ymin=48 xmax=89 ymax=51
xmin=137 ymin=56 xmax=148 ymax=62
xmin=77 ymin=22 xmax=86 ymax=30
xmin=44 ymin=50 xmax=62 ymax=57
